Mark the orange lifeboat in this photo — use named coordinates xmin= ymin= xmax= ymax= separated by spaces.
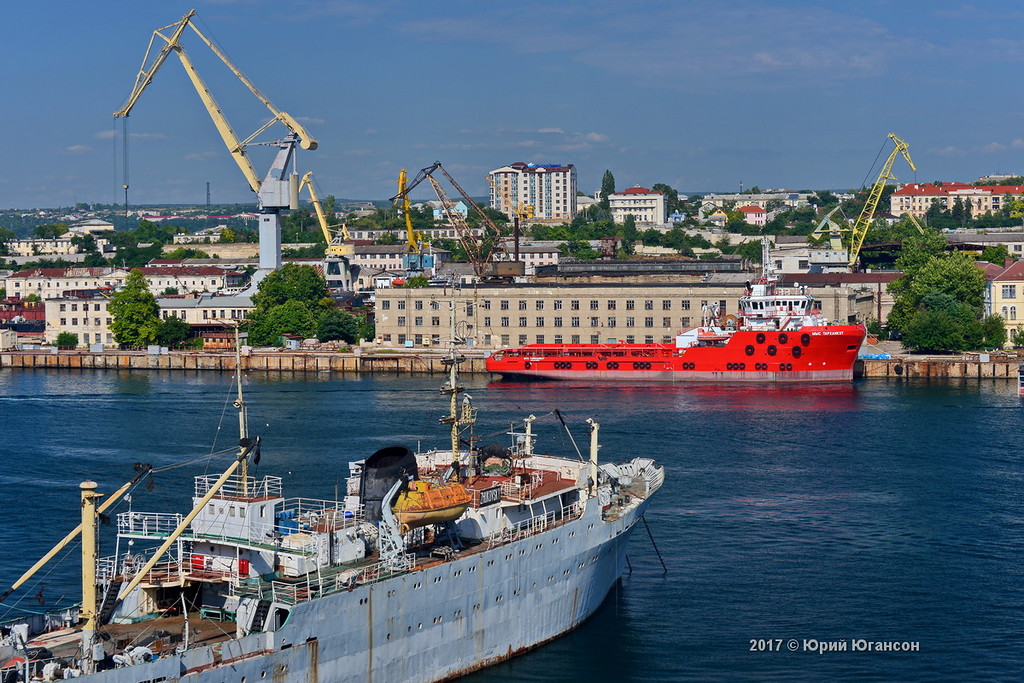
xmin=392 ymin=480 xmax=472 ymax=532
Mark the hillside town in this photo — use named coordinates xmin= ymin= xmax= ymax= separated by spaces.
xmin=2 ymin=160 xmax=1023 ymax=355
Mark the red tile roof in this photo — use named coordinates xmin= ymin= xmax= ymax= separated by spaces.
xmin=738 ymin=205 xmax=765 ymax=213
xmin=989 ymin=259 xmax=1024 ymax=281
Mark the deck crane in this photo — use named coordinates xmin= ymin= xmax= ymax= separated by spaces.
xmin=846 ymin=133 xmax=916 ymax=268
xmin=113 ymin=9 xmax=318 ymax=274
xmin=394 ymin=169 xmax=434 ymax=275
xmin=298 ymin=172 xmax=354 ymax=290
xmin=392 ymin=162 xmax=518 ymax=278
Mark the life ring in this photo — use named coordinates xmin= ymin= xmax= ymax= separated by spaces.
xmin=792 ymin=346 xmax=802 ymax=359
xmin=745 ymin=345 xmax=755 ymax=356
xmin=785 ymin=363 xmax=793 ymax=370
xmin=727 ymin=362 xmax=734 ymax=370
xmin=767 ymin=345 xmax=777 ymax=356
xmin=801 ymin=333 xmax=811 ymax=346
xmin=778 ymin=333 xmax=789 ymax=344
xmin=739 ymin=362 xmax=746 ymax=370
xmin=756 ymin=333 xmax=766 ymax=344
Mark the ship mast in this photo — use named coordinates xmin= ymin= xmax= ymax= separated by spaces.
xmin=233 ymin=324 xmax=249 ymax=496
xmin=438 ymin=296 xmax=475 ymax=459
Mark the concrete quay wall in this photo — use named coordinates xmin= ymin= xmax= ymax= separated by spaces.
xmin=0 ymin=350 xmax=490 ymax=376
xmin=1 ymin=351 xmax=1020 ymax=380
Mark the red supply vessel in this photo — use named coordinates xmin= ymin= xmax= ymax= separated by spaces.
xmin=487 ymin=248 xmax=866 ymax=383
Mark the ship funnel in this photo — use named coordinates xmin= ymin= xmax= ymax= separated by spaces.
xmin=359 ymin=446 xmax=418 ymax=522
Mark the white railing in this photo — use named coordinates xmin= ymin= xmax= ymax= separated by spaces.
xmin=489 ymin=500 xmax=583 ymax=547
xmin=231 ymin=554 xmax=417 ymax=605
xmin=195 ymin=474 xmax=282 ymax=499
xmin=118 ymin=511 xmax=183 ymax=537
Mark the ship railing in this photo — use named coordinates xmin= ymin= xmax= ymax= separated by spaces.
xmin=117 ymin=511 xmax=184 ymax=538
xmin=231 ymin=554 xmax=418 ymax=605
xmin=489 ymin=500 xmax=584 ymax=546
xmin=195 ymin=474 xmax=282 ymax=500
xmin=277 ymin=498 xmax=363 ymax=532
xmin=499 ymin=468 xmax=554 ymax=502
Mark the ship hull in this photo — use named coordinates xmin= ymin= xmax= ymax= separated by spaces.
xmin=487 ymin=325 xmax=865 ymax=383
xmin=71 ymin=496 xmax=649 ymax=683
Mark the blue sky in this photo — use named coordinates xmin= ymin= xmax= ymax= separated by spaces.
xmin=3 ymin=1 xmax=1024 ymax=209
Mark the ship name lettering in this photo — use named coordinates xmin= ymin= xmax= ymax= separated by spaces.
xmin=479 ymin=486 xmax=501 ymax=507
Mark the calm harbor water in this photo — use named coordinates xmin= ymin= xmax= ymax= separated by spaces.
xmin=1 ymin=368 xmax=1022 ymax=680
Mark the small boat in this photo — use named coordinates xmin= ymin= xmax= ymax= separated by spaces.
xmin=392 ymin=479 xmax=473 ymax=532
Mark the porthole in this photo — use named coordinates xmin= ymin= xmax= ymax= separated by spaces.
xmin=767 ymin=345 xmax=777 ymax=356
xmin=756 ymin=332 xmax=766 ymax=344
xmin=792 ymin=345 xmax=802 ymax=359
xmin=778 ymin=333 xmax=789 ymax=344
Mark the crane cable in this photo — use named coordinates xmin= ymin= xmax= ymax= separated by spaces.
xmin=122 ymin=116 xmax=130 ymax=216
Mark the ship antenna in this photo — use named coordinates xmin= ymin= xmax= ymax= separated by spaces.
xmin=761 ymin=236 xmax=772 ymax=279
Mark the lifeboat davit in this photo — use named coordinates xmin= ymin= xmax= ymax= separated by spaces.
xmin=392 ymin=480 xmax=472 ymax=532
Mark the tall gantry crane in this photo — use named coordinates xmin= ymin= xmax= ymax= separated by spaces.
xmin=113 ymin=9 xmax=319 ymax=273
xmin=298 ymin=172 xmax=354 ymax=290
xmin=395 ymin=169 xmax=434 ymax=275
xmin=846 ymin=133 xmax=916 ymax=268
xmin=392 ymin=162 xmax=516 ymax=278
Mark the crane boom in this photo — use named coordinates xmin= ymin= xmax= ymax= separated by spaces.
xmin=847 ymin=133 xmax=916 ymax=268
xmin=298 ymin=172 xmax=352 ymax=256
xmin=114 ymin=9 xmax=320 ymax=273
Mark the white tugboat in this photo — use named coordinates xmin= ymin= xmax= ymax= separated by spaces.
xmin=0 ymin=307 xmax=664 ymax=682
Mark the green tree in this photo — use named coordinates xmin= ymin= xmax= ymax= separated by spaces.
xmin=402 ymin=275 xmax=430 ymax=288
xmin=252 ymin=264 xmax=329 ymax=310
xmin=317 ymin=309 xmax=359 ymax=343
xmin=33 ymin=223 xmax=68 ymax=239
xmin=247 ymin=300 xmax=318 ymax=345
xmin=56 ymin=331 xmax=79 ymax=347
xmin=157 ymin=316 xmax=192 ymax=347
xmin=108 ymin=269 xmax=160 ymax=347
xmin=981 ymin=314 xmax=1008 ymax=349
xmin=651 ymin=183 xmax=681 ymax=214
xmin=981 ymin=244 xmax=1012 ymax=265
xmin=599 ymin=170 xmax=616 ymax=210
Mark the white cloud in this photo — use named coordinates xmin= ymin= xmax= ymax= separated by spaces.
xmin=129 ymin=132 xmax=167 ymax=141
xmin=63 ymin=145 xmax=92 ymax=155
xmin=981 ymin=142 xmax=1007 ymax=154
xmin=932 ymin=146 xmax=967 ymax=157
xmin=93 ymin=130 xmax=117 ymax=140
xmin=298 ymin=116 xmax=326 ymax=125
xmin=364 ymin=128 xmax=379 ymax=136
xmin=537 ymin=128 xmax=564 ymax=134
xmin=584 ymin=132 xmax=608 ymax=143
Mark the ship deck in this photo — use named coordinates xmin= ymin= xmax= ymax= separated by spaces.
xmin=22 ymin=613 xmax=237 ymax=667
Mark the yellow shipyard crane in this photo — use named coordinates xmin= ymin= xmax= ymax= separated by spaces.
xmin=395 ymin=168 xmax=434 ymax=274
xmin=113 ymin=9 xmax=319 ymax=273
xmin=298 ymin=172 xmax=354 ymax=289
xmin=847 ymin=133 xmax=916 ymax=268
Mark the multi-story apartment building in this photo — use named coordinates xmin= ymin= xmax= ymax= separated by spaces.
xmin=489 ymin=162 xmax=577 ymax=222
xmin=608 ymin=187 xmax=667 ymax=226
xmin=373 ymin=278 xmax=873 ymax=349
xmin=44 ymin=293 xmax=114 ymax=346
xmin=347 ymin=245 xmax=452 ymax=290
xmin=703 ymin=191 xmax=811 ymax=210
xmin=44 ymin=292 xmax=254 ymax=347
xmin=4 ymin=266 xmax=244 ymax=300
xmin=491 ymin=244 xmax=562 ymax=275
xmin=4 ymin=236 xmax=112 ymax=257
xmin=890 ymin=183 xmax=1024 ymax=218
xmin=984 ymin=259 xmax=1024 ymax=340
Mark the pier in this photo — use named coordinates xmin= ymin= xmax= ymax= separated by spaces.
xmin=0 ymin=349 xmax=490 ymax=375
xmin=1 ymin=349 xmax=1021 ymax=380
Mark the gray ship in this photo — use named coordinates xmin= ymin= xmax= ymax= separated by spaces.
xmin=0 ymin=316 xmax=664 ymax=682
